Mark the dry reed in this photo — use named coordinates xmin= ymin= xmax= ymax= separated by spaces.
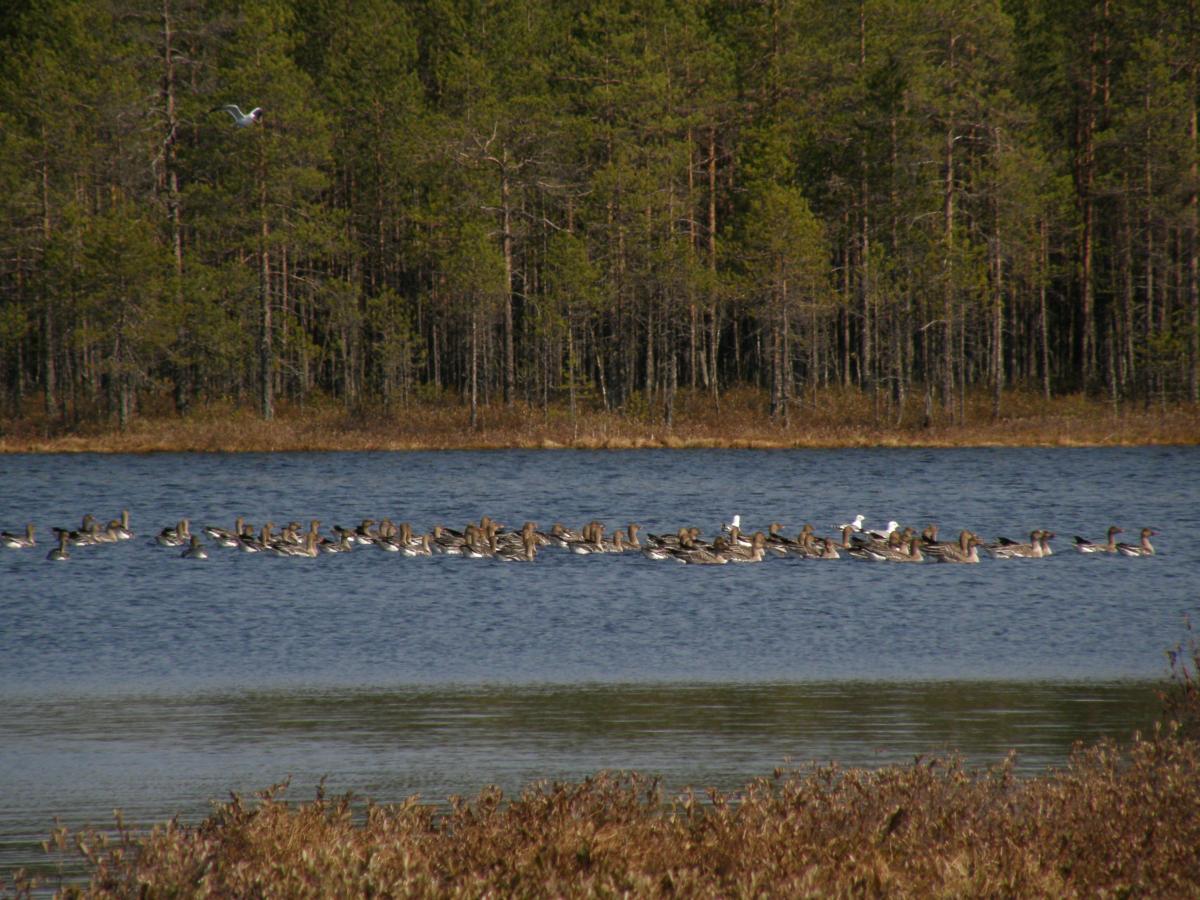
xmin=2 ymin=388 xmax=1198 ymax=452
xmin=16 ymin=732 xmax=1199 ymax=898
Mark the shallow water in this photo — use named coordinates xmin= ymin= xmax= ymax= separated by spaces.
xmin=1 ymin=448 xmax=1196 ymax=880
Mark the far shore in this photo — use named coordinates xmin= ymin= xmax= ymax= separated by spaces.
xmin=2 ymin=388 xmax=1197 ymax=453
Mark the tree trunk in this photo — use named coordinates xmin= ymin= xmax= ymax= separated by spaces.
xmin=991 ymin=183 xmax=1003 ymax=420
xmin=162 ymin=0 xmax=188 ymax=416
xmin=41 ymin=155 xmax=57 ymax=418
xmin=469 ymin=308 xmax=479 ymax=430
xmin=259 ymin=172 xmax=273 ymax=421
xmin=500 ymin=169 xmax=515 ymax=405
xmin=1190 ymin=68 xmax=1199 ymax=402
xmin=942 ymin=65 xmax=956 ymax=416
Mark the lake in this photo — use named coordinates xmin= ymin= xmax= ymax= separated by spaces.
xmin=1 ymin=447 xmax=1196 ymax=882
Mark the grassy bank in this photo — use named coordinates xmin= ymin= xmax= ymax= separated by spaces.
xmin=2 ymin=388 xmax=1198 ymax=452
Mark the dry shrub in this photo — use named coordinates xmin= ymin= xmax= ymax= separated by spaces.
xmin=16 ymin=723 xmax=1200 ymax=898
xmin=1161 ymin=621 xmax=1200 ymax=741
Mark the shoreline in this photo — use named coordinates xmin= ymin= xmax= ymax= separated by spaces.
xmin=2 ymin=390 xmax=1198 ymax=453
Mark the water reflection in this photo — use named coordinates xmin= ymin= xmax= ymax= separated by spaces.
xmin=3 ymin=681 xmax=1159 ymax=818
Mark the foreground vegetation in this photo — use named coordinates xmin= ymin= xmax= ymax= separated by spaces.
xmin=11 ymin=645 xmax=1199 ymax=898
xmin=17 ymin=733 xmax=1200 ymax=896
xmin=1 ymin=388 xmax=1198 ymax=452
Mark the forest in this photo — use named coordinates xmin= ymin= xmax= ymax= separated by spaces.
xmin=0 ymin=0 xmax=1197 ymax=433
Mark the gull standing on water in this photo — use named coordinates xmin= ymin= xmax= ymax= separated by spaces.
xmin=213 ymin=104 xmax=262 ymax=127
xmin=837 ymin=514 xmax=866 ymax=533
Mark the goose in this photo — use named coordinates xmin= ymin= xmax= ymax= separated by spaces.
xmin=89 ymin=521 xmax=119 ymax=543
xmin=478 ymin=515 xmax=507 ymax=541
xmin=893 ymin=537 xmax=925 ymax=562
xmin=272 ymin=522 xmax=302 ymax=550
xmin=385 ymin=523 xmax=429 ymax=556
xmin=727 ymin=531 xmax=767 ymax=563
xmin=624 ymin=523 xmax=642 ymax=549
xmin=1 ymin=524 xmax=36 ymax=549
xmin=461 ymin=524 xmax=492 ymax=558
xmin=392 ymin=522 xmax=426 ymax=555
xmin=670 ymin=536 xmax=729 ymax=565
xmin=204 ymin=516 xmax=244 ymax=546
xmin=849 ymin=529 xmax=906 ymax=561
xmin=764 ymin=522 xmax=799 ymax=556
xmin=271 ymin=530 xmax=317 ymax=558
xmin=565 ymin=521 xmax=605 ymax=555
xmin=1038 ymin=531 xmax=1055 ymax=556
xmin=279 ymin=522 xmax=305 ymax=545
xmin=155 ymin=519 xmax=190 ymax=547
xmin=321 ymin=531 xmax=355 ymax=554
xmin=763 ymin=523 xmax=804 ymax=557
xmin=497 ymin=530 xmax=537 ymax=562
xmin=376 ymin=530 xmax=403 ymax=552
xmin=352 ymin=519 xmax=379 ymax=545
xmin=546 ymin=523 xmax=581 ymax=548
xmin=431 ymin=524 xmax=467 ymax=555
xmin=239 ymin=523 xmax=272 ymax=553
xmin=922 ymin=527 xmax=973 ymax=558
xmin=47 ymin=533 xmax=70 ymax=561
xmin=862 ymin=536 xmax=924 ymax=562
xmin=813 ymin=525 xmax=857 ymax=556
xmin=181 ymin=535 xmax=209 ymax=560
xmin=292 ymin=532 xmax=320 ymax=559
xmin=1074 ymin=526 xmax=1122 ymax=554
xmin=725 ymin=525 xmax=754 ymax=550
xmin=494 ymin=523 xmax=522 ymax=549
xmin=590 ymin=525 xmax=628 ymax=554
xmin=69 ymin=515 xmax=100 ymax=545
xmin=853 ymin=525 xmax=912 ymax=555
xmin=801 ymin=527 xmax=845 ymax=559
xmin=641 ymin=529 xmax=684 ymax=560
xmin=794 ymin=524 xmax=833 ymax=559
xmin=305 ymin=520 xmax=329 ymax=550
xmin=987 ymin=530 xmax=1047 ymax=560
xmin=1117 ymin=528 xmax=1157 ymax=557
xmin=213 ymin=104 xmax=262 ymax=127
xmin=113 ymin=510 xmax=134 ymax=540
xmin=933 ymin=531 xmax=981 ymax=564
xmin=644 ymin=527 xmax=693 ymax=549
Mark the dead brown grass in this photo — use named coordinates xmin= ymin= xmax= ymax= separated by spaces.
xmin=2 ymin=388 xmax=1197 ymax=452
xmin=20 ymin=728 xmax=1200 ymax=899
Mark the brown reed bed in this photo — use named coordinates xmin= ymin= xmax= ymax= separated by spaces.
xmin=15 ymin=729 xmax=1199 ymax=898
xmin=1 ymin=388 xmax=1198 ymax=452
xmin=14 ymin=645 xmax=1200 ymax=899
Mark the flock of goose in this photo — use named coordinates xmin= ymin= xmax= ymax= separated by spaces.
xmin=1 ymin=511 xmax=1158 ymax=564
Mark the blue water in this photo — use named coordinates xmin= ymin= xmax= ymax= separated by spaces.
xmin=0 ymin=448 xmax=1196 ymax=882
